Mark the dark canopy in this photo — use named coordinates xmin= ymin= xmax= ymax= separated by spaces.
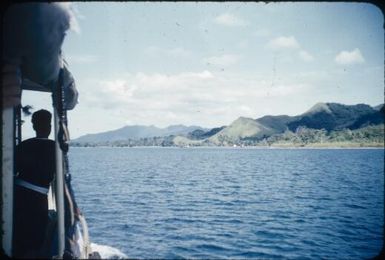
xmin=3 ymin=3 xmax=78 ymax=110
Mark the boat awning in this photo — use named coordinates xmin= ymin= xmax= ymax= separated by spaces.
xmin=21 ymin=65 xmax=78 ymax=110
xmin=21 ymin=79 xmax=52 ymax=93
xmin=3 ymin=3 xmax=78 ymax=110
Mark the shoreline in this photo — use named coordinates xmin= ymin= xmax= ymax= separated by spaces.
xmin=70 ymin=145 xmax=384 ymax=149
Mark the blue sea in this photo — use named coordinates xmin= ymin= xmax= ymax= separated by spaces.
xmin=69 ymin=147 xmax=384 ymax=259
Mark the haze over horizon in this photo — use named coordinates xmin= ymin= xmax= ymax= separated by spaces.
xmin=20 ymin=2 xmax=384 ymax=139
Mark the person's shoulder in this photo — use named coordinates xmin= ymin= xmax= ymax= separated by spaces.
xmin=18 ymin=138 xmax=55 ymax=147
xmin=42 ymin=138 xmax=55 ymax=143
xmin=18 ymin=138 xmax=36 ymax=146
xmin=16 ymin=138 xmax=36 ymax=152
xmin=22 ymin=138 xmax=35 ymax=143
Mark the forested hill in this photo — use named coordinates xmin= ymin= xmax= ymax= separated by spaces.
xmin=71 ymin=102 xmax=384 ymax=147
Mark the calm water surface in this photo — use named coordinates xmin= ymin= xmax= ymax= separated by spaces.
xmin=69 ymin=147 xmax=384 ymax=259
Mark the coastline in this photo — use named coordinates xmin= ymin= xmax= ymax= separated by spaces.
xmin=70 ymin=144 xmax=384 ymax=149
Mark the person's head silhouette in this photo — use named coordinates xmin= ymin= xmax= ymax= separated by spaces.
xmin=32 ymin=109 xmax=52 ymax=138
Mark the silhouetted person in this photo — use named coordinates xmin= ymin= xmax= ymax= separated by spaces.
xmin=13 ymin=109 xmax=56 ymax=258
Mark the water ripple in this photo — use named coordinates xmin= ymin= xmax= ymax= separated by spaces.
xmin=69 ymin=147 xmax=384 ymax=259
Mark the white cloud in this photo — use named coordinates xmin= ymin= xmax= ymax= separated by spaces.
xmin=298 ymin=50 xmax=314 ymax=62
xmin=203 ymin=54 xmax=241 ymax=67
xmin=214 ymin=13 xmax=247 ymax=27
xmin=267 ymin=36 xmax=300 ymax=50
xmin=77 ymin=70 xmax=311 ymax=129
xmin=102 ymin=79 xmax=137 ymax=99
xmin=335 ymin=48 xmax=365 ymax=65
xmin=267 ymin=36 xmax=315 ymax=63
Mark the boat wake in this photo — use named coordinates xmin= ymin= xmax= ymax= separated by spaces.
xmin=90 ymin=243 xmax=128 ymax=259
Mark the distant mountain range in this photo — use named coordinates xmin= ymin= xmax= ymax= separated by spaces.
xmin=71 ymin=102 xmax=384 ymax=147
xmin=74 ymin=124 xmax=208 ymax=143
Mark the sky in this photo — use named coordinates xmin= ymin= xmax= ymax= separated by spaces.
xmin=21 ymin=2 xmax=384 ymax=139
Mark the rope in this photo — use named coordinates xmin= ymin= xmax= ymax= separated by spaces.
xmin=55 ymin=67 xmax=83 ymax=258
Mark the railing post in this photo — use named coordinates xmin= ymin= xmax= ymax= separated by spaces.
xmin=54 ymin=109 xmax=65 ymax=258
xmin=1 ymin=107 xmax=14 ymax=256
